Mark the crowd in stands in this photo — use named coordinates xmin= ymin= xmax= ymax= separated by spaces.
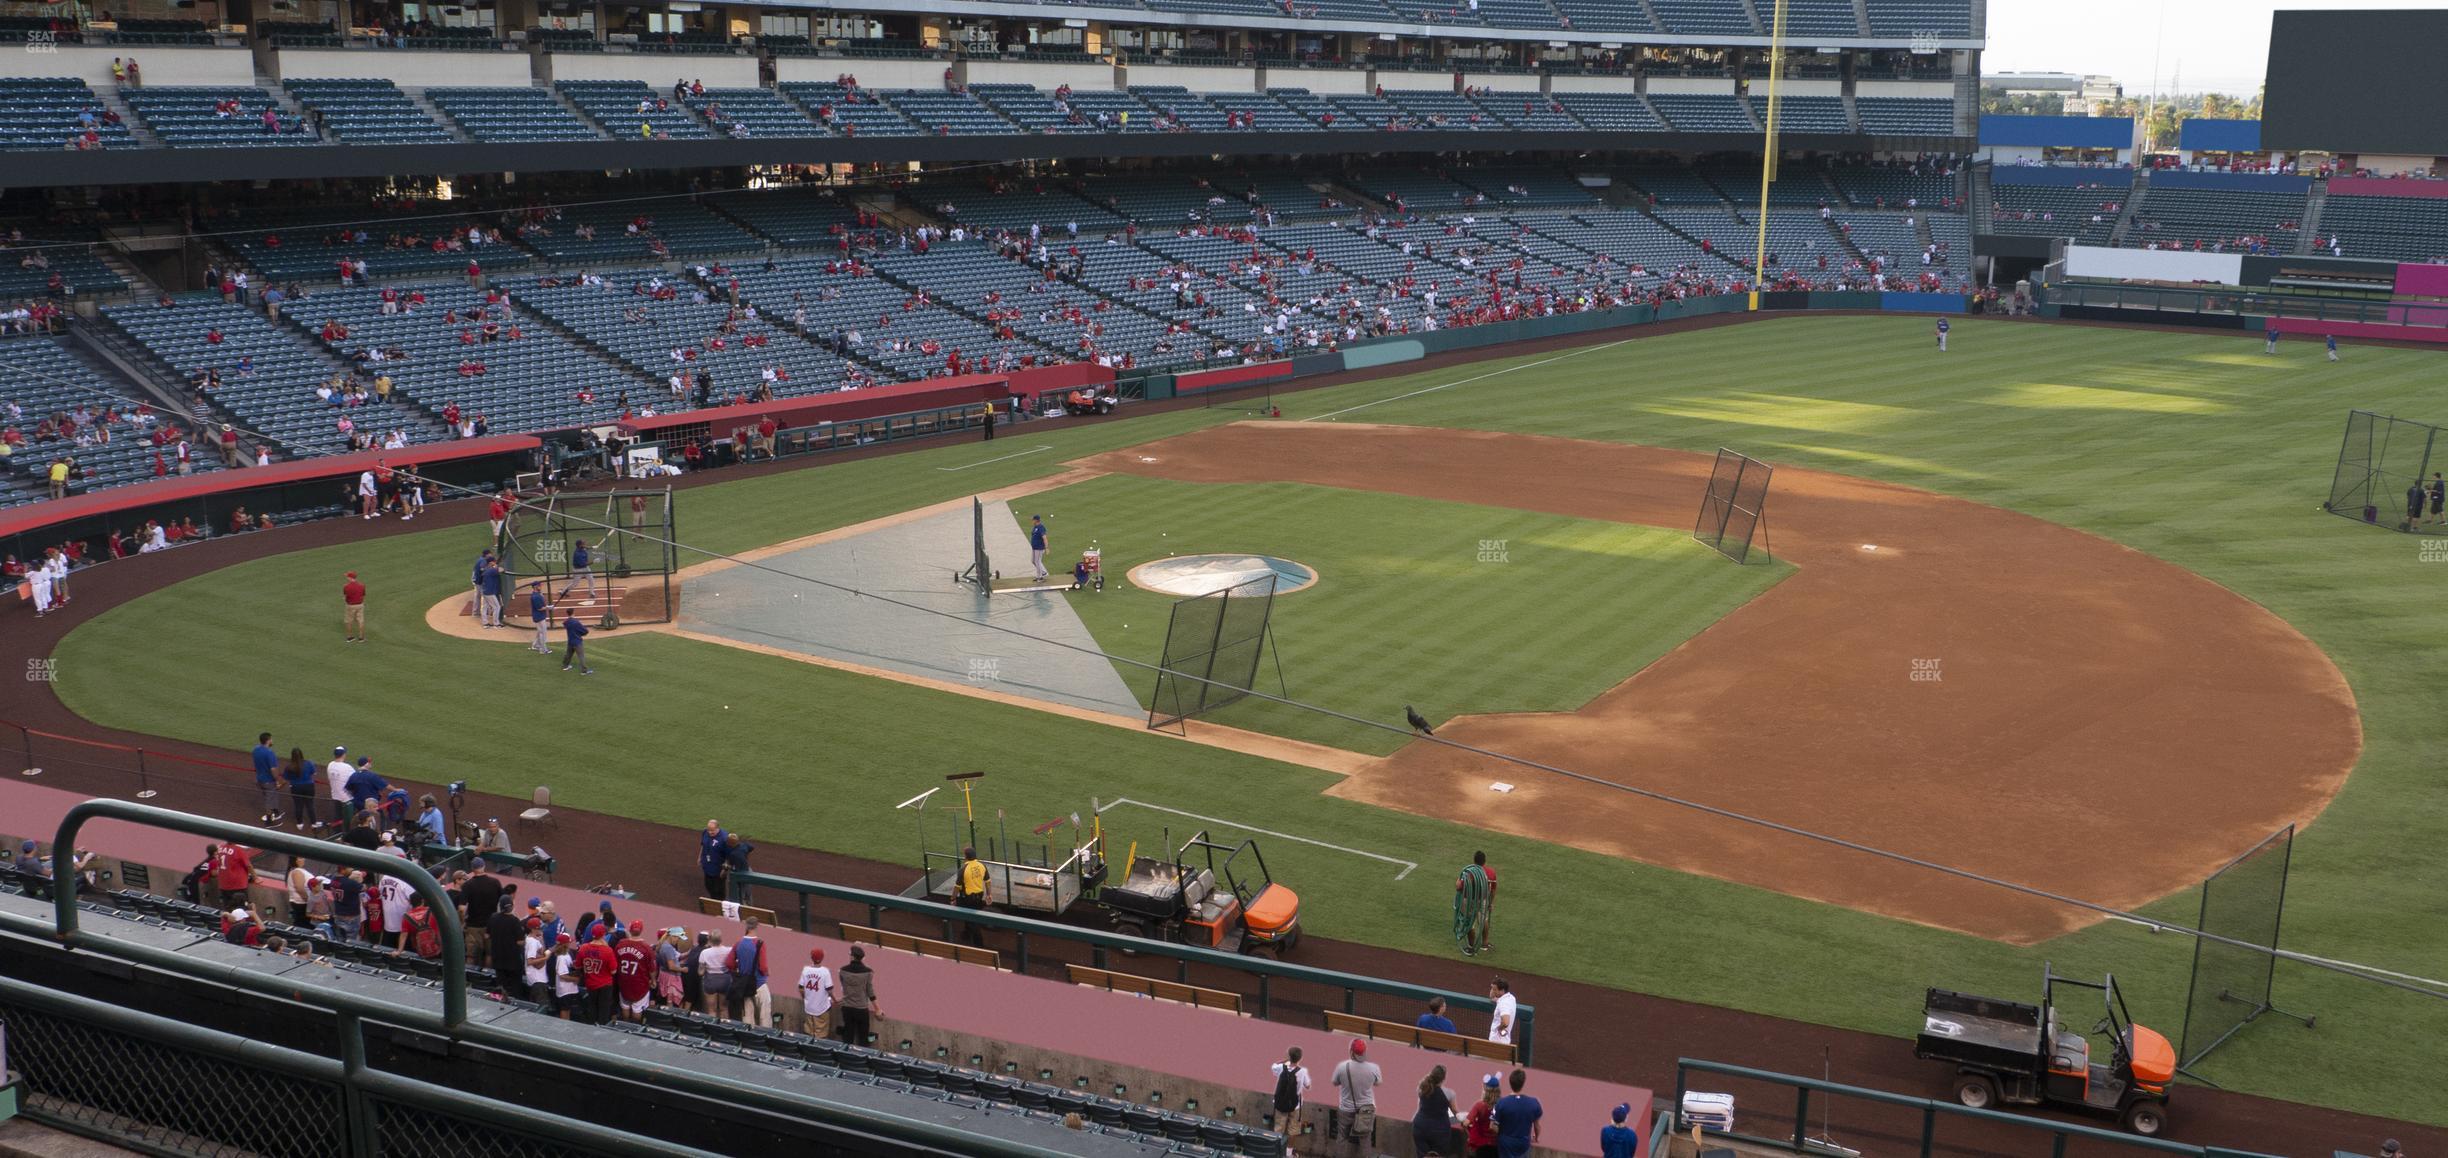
xmin=0 ymin=161 xmax=1995 ymax=515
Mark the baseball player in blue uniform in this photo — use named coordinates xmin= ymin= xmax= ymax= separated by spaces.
xmin=561 ymin=613 xmax=593 ymax=675
xmin=1935 ymin=317 xmax=1949 ymax=352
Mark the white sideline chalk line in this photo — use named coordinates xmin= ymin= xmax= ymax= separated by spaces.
xmin=1096 ymin=797 xmax=1417 ymax=881
xmin=937 ymin=445 xmax=1056 ymax=471
xmin=1305 ymin=338 xmax=1636 ymax=422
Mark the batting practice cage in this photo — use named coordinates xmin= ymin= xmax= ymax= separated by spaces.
xmin=2323 ymin=409 xmax=2443 ymax=532
xmin=1147 ymin=573 xmax=1284 ymax=732
xmin=1694 ymin=448 xmax=1774 ymax=564
xmin=2176 ymin=824 xmax=2314 ymax=1082
xmin=497 ymin=487 xmax=678 ymax=625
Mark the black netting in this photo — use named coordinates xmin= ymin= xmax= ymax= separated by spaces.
xmin=372 ymin=1097 xmax=602 ymax=1158
xmin=0 ymin=997 xmax=345 ymax=1157
xmin=1147 ymin=574 xmax=1277 ymax=729
xmin=2324 ymin=410 xmax=2440 ymax=531
xmin=498 ymin=488 xmax=677 ymax=624
xmin=1694 ymin=449 xmax=1774 ymax=564
xmin=2178 ymin=825 xmax=2293 ymax=1070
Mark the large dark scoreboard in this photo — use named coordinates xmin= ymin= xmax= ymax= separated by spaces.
xmin=2261 ymin=8 xmax=2448 ymax=156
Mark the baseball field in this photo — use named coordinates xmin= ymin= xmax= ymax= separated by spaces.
xmin=46 ymin=314 xmax=2448 ymax=1126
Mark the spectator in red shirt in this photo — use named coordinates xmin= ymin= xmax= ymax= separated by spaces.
xmin=613 ymin=921 xmax=656 ymax=1021
xmin=341 ymin=571 xmax=367 ymax=643
xmin=214 ymin=842 xmax=254 ymax=907
xmin=221 ymin=906 xmax=264 ymax=947
xmin=577 ymin=927 xmax=620 ymax=1024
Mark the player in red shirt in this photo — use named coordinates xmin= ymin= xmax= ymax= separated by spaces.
xmin=576 ymin=929 xmax=619 ymax=1024
xmin=612 ymin=921 xmax=656 ymax=1022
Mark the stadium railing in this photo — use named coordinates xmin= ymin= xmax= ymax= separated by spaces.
xmin=0 ymin=965 xmax=719 ymax=1158
xmin=1671 ymin=1058 xmax=2283 ymax=1158
xmin=44 ymin=798 xmax=472 ymax=1026
xmin=735 ymin=866 xmax=1540 ymax=1063
xmin=5 ymin=719 xmax=268 ymax=811
xmin=5 ymin=799 xmax=1100 ymax=1157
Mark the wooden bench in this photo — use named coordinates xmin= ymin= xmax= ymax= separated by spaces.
xmin=839 ymin=922 xmax=1002 ymax=970
xmin=693 ymin=897 xmax=779 ymax=926
xmin=1323 ymin=1010 xmax=1517 ymax=1064
xmin=1064 ymin=964 xmax=1244 ymax=1015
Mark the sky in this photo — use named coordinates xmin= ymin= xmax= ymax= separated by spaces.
xmin=1981 ymin=0 xmax=2446 ymax=98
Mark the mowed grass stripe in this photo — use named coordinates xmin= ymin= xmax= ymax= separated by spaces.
xmin=1018 ymin=475 xmax=1788 ymax=754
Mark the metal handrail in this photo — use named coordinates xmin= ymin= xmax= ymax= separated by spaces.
xmin=0 ymin=970 xmax=719 ymax=1158
xmin=48 ymin=797 xmax=471 ymax=1028
xmin=1672 ymin=1058 xmax=2284 ymax=1158
xmin=1 ymin=900 xmax=1072 ymax=1155
xmin=736 ymin=867 xmax=1538 ymax=1063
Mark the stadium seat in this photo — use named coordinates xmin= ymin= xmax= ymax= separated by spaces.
xmin=1649 ymin=0 xmax=1755 ymax=35
xmin=0 ymin=77 xmax=135 ymax=151
xmin=1987 ymin=170 xmax=2132 ymax=245
xmin=778 ymin=82 xmax=921 ymax=136
xmin=1864 ymin=0 xmax=1973 ymax=37
xmin=123 ymin=86 xmax=321 ymax=148
xmin=2315 ymin=194 xmax=2448 ymax=262
xmin=429 ymin=87 xmax=602 ymax=142
xmin=2123 ymin=181 xmax=2306 ymax=251
xmin=1853 ymin=97 xmax=1955 ymax=135
xmin=284 ymin=79 xmax=454 ymax=145
xmin=1751 ymin=94 xmax=1848 ymax=133
xmin=1645 ymin=93 xmax=1757 ymax=133
xmin=557 ymin=80 xmax=715 ymax=139
xmin=0 ymin=335 xmax=215 ymax=506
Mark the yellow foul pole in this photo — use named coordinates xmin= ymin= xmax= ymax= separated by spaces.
xmin=1750 ymin=0 xmax=1789 ymax=310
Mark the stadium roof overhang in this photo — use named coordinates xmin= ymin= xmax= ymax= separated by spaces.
xmin=759 ymin=0 xmax=1984 ymax=52
xmin=8 ymin=128 xmax=1975 ymax=189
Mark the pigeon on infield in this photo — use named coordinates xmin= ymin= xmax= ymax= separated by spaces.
xmin=1406 ymin=705 xmax=1434 ymax=736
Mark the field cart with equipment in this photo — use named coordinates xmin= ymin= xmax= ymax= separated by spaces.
xmin=902 ymin=776 xmax=1108 ymax=918
xmin=898 ymin=778 xmax=1299 ymax=953
xmin=1099 ymin=829 xmax=1300 ymax=954
xmin=1915 ymin=965 xmax=2175 ymax=1136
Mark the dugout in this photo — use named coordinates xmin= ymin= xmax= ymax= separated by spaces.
xmin=614 ymin=376 xmax=1014 ymax=460
xmin=0 ymin=435 xmax=539 ymax=571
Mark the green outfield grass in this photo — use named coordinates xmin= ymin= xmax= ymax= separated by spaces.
xmin=1019 ymin=474 xmax=1788 ymax=752
xmin=50 ymin=314 xmax=2448 ymax=1125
